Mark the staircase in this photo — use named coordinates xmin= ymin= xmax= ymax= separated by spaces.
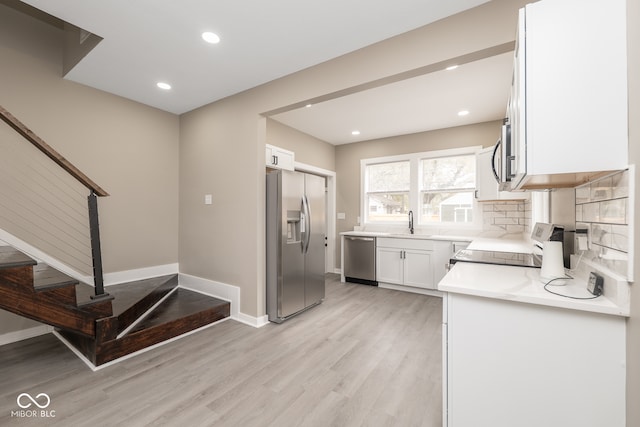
xmin=0 ymin=246 xmax=230 ymax=366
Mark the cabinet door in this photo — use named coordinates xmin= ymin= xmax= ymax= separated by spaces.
xmin=274 ymin=148 xmax=295 ymax=171
xmin=510 ymin=8 xmax=526 ymax=188
xmin=403 ymin=249 xmax=433 ymax=289
xmin=265 ymin=144 xmax=295 ymax=171
xmin=376 ymin=247 xmax=403 ymax=285
xmin=265 ymin=145 xmax=276 ymax=167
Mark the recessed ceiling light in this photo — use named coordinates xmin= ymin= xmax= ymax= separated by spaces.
xmin=157 ymin=82 xmax=171 ymax=90
xmin=458 ymin=110 xmax=470 ymax=116
xmin=305 ymin=104 xmax=312 ymax=108
xmin=446 ymin=65 xmax=459 ymax=71
xmin=352 ymin=130 xmax=361 ymax=136
xmin=202 ymin=32 xmax=220 ymax=44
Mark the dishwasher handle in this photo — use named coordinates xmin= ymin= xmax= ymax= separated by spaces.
xmin=345 ymin=236 xmax=375 ymax=242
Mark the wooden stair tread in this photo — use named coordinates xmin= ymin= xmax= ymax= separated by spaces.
xmin=73 ymin=274 xmax=177 ymax=314
xmin=59 ymin=287 xmax=230 ymax=365
xmin=107 ymin=275 xmax=179 ymax=317
xmin=33 ymin=264 xmax=78 ymax=290
xmin=0 ymin=246 xmax=36 ymax=269
xmin=130 ymin=288 xmax=229 ymax=333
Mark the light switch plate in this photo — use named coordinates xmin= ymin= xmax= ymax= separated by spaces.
xmin=204 ymin=194 xmax=212 ymax=205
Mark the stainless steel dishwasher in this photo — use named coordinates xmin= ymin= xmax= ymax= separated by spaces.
xmin=343 ymin=236 xmax=377 ymax=286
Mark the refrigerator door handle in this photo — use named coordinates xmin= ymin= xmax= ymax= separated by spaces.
xmin=302 ymin=195 xmax=311 ymax=254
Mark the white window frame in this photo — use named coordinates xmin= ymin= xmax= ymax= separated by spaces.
xmin=361 ymin=146 xmax=482 ymax=230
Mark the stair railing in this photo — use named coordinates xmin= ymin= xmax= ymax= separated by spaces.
xmin=0 ymin=106 xmax=109 ymax=299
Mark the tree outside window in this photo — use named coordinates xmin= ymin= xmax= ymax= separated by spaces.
xmin=421 ymin=155 xmax=475 ymax=224
xmin=365 ymin=161 xmax=410 ymax=222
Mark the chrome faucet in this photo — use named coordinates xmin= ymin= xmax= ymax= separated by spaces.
xmin=408 ymin=210 xmax=414 ymax=234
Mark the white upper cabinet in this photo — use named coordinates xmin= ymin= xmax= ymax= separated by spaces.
xmin=266 ymin=144 xmax=295 ymax=171
xmin=510 ymin=0 xmax=628 ymax=190
xmin=475 ymin=147 xmax=528 ymax=201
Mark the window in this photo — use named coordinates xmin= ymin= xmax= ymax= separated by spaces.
xmin=361 ymin=147 xmax=480 ymax=227
xmin=364 ymin=161 xmax=410 ymax=222
xmin=420 ymin=155 xmax=476 ymax=224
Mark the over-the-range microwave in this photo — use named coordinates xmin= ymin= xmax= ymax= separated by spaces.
xmin=491 ymin=117 xmax=516 ymax=191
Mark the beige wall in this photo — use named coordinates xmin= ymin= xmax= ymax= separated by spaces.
xmin=334 ymin=120 xmax=501 ymax=267
xmin=0 ymin=5 xmax=180 ymax=333
xmin=265 ymin=119 xmax=335 ymax=172
xmin=178 ymin=0 xmax=529 ymax=318
xmin=627 ymin=0 xmax=640 ymax=425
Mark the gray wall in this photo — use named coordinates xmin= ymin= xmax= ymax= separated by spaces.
xmin=0 ymin=5 xmax=180 ymax=334
xmin=178 ymin=0 xmax=529 ymax=318
xmin=334 ymin=120 xmax=501 ymax=265
xmin=266 ymin=119 xmax=335 ymax=172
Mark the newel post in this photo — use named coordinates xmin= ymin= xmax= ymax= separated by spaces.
xmin=88 ymin=191 xmax=108 ymax=298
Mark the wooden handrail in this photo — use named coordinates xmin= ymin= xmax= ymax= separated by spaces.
xmin=0 ymin=105 xmax=109 ymax=197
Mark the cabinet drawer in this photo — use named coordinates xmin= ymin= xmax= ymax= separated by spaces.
xmin=377 ymin=237 xmax=434 ymax=251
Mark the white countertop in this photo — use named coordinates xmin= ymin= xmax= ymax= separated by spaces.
xmin=340 ymin=231 xmax=473 ymax=242
xmin=466 ymin=236 xmax=535 ymax=253
xmin=438 ymin=261 xmax=628 ymax=317
xmin=341 ymin=229 xmax=628 ymax=316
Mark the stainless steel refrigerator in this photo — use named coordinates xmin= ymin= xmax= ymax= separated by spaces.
xmin=266 ymin=169 xmax=325 ymax=323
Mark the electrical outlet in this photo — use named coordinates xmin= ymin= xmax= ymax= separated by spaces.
xmin=576 ymin=228 xmax=589 ymax=251
xmin=577 ymin=235 xmax=588 ymax=251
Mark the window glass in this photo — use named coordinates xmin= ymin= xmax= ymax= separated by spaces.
xmin=362 ymin=149 xmax=478 ymax=226
xmin=422 ymin=155 xmax=475 ymax=190
xmin=421 ymin=191 xmax=474 ymax=223
xmin=365 ymin=162 xmax=410 ymax=222
xmin=420 ymin=155 xmax=476 ymax=224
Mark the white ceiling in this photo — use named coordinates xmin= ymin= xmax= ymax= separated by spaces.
xmin=272 ymin=52 xmax=513 ymax=144
xmin=18 ymin=0 xmax=512 ymax=145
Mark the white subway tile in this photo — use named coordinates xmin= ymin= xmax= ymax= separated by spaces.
xmin=612 ymin=170 xmax=629 ymax=198
xmin=610 ymin=225 xmax=629 ymax=252
xmin=575 ymin=186 xmax=590 ymax=204
xmin=600 ymin=199 xmax=626 ymax=224
xmin=582 ymin=203 xmax=600 ymax=222
xmin=590 ymin=177 xmax=613 ymax=201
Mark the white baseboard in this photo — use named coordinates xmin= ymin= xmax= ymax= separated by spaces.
xmin=178 ymin=273 xmax=269 ymax=328
xmin=0 ymin=325 xmax=53 ymax=346
xmin=378 ymin=282 xmax=443 ymax=297
xmin=102 ymin=263 xmax=179 ymax=287
xmin=0 ymin=227 xmax=180 ymax=289
xmin=54 ymin=317 xmax=231 ymax=371
xmin=0 ymin=229 xmax=94 ymax=285
xmin=236 ymin=313 xmax=269 ymax=328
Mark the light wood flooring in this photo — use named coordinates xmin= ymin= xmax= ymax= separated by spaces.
xmin=0 ymin=274 xmax=443 ymax=426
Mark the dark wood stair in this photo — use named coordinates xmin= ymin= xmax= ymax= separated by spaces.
xmin=0 ymin=247 xmax=113 ymax=336
xmin=0 ymin=246 xmax=230 ymax=366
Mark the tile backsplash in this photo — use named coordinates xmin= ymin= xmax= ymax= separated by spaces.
xmin=575 ymin=169 xmax=631 ymax=278
xmin=481 ymin=200 xmax=531 ymax=234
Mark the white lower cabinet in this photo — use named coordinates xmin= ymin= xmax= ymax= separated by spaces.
xmin=403 ymin=250 xmax=433 ymax=288
xmin=376 ymin=247 xmax=404 ymax=284
xmin=444 ymin=293 xmax=625 ymax=427
xmin=376 ymin=238 xmax=434 ymax=289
